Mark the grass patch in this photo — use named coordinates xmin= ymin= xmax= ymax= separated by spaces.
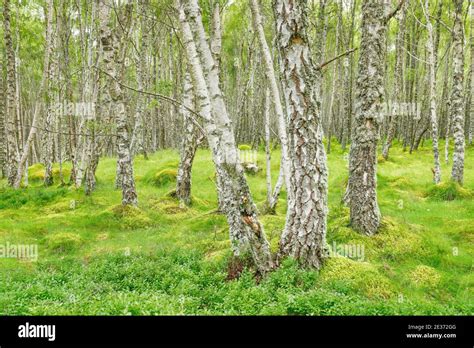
xmin=143 ymin=169 xmax=177 ymax=187
xmin=425 ymin=181 xmax=472 ymax=201
xmin=46 ymin=232 xmax=82 ymax=254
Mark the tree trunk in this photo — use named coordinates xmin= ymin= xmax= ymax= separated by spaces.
xmin=469 ymin=21 xmax=473 ymax=146
xmin=274 ymin=0 xmax=329 ymax=269
xmin=382 ymin=0 xmax=407 ymax=160
xmin=13 ymin=0 xmax=53 ymax=188
xmin=348 ymin=0 xmax=392 ymax=235
xmin=326 ymin=6 xmax=341 ymax=155
xmin=43 ymin=23 xmax=58 ymax=187
xmin=341 ymin=0 xmax=357 ymax=151
xmin=264 ymin=88 xmax=274 ymax=212
xmin=176 ymin=71 xmax=202 ymax=206
xmin=450 ymin=0 xmax=465 ymax=185
xmin=249 ymin=0 xmax=291 ymax=198
xmin=422 ymin=0 xmax=441 ymax=184
xmin=130 ymin=0 xmax=150 ymax=159
xmin=0 ymin=51 xmax=6 ymax=178
xmin=178 ymin=0 xmax=273 ymax=274
xmin=99 ymin=0 xmax=137 ymax=205
xmin=4 ymin=0 xmax=19 ymax=186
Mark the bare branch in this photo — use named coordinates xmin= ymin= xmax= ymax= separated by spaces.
xmin=95 ymin=66 xmax=206 ymax=137
xmin=384 ymin=0 xmax=405 ymax=24
xmin=318 ymin=47 xmax=358 ymax=70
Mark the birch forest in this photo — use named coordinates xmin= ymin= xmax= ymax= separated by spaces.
xmin=0 ymin=0 xmax=472 ymax=315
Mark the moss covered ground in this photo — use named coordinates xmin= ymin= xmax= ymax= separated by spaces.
xmin=0 ymin=141 xmax=472 ymax=315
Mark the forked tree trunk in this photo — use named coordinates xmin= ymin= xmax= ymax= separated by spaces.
xmin=274 ymin=0 xmax=329 ymax=269
xmin=249 ymin=0 xmax=291 ymax=198
xmin=178 ymin=0 xmax=273 ymax=274
xmin=75 ymin=0 xmax=98 ymax=192
xmin=450 ymin=0 xmax=465 ymax=185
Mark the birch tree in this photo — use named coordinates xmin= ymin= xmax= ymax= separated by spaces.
xmin=176 ymin=71 xmax=202 ymax=206
xmin=177 ymin=1 xmax=218 ymax=208
xmin=450 ymin=0 xmax=465 ymax=185
xmin=130 ymin=0 xmax=150 ymax=159
xmin=177 ymin=0 xmax=273 ymax=274
xmin=382 ymin=0 xmax=407 ymax=160
xmin=98 ymin=0 xmax=137 ymax=205
xmin=274 ymin=0 xmax=328 ymax=269
xmin=422 ymin=0 xmax=441 ymax=184
xmin=3 ymin=0 xmax=19 ymax=186
xmin=347 ymin=0 xmax=401 ymax=235
xmin=43 ymin=14 xmax=59 ymax=187
xmin=249 ymin=0 xmax=291 ymax=199
xmin=13 ymin=0 xmax=54 ymax=188
xmin=0 ymin=52 xmax=6 ymax=178
xmin=469 ymin=11 xmax=473 ymax=146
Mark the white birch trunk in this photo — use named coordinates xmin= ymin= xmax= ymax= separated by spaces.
xmin=178 ymin=0 xmax=273 ymax=274
xmin=249 ymin=0 xmax=292 ymax=199
xmin=422 ymin=0 xmax=441 ymax=184
xmin=4 ymin=0 xmax=19 ymax=186
xmin=99 ymin=0 xmax=137 ymax=205
xmin=13 ymin=0 xmax=53 ymax=188
xmin=274 ymin=0 xmax=329 ymax=269
xmin=450 ymin=0 xmax=465 ymax=185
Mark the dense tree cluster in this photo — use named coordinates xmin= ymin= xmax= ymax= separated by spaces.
xmin=0 ymin=0 xmax=471 ymax=272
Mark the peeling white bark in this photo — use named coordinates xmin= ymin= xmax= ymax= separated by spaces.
xmin=249 ymin=0 xmax=292 ymax=199
xmin=450 ymin=0 xmax=465 ymax=185
xmin=422 ymin=0 xmax=441 ymax=184
xmin=4 ymin=0 xmax=19 ymax=186
xmin=178 ymin=0 xmax=273 ymax=274
xmin=99 ymin=0 xmax=137 ymax=205
xmin=274 ymin=0 xmax=329 ymax=269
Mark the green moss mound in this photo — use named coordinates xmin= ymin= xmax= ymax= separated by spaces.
xmin=425 ymin=181 xmax=472 ymax=201
xmin=110 ymin=204 xmax=153 ymax=229
xmin=28 ymin=163 xmax=71 ymax=184
xmin=143 ymin=168 xmax=177 ymax=187
xmin=321 ymin=257 xmax=395 ymax=299
xmin=46 ymin=232 xmax=82 ymax=254
xmin=409 ymin=265 xmax=441 ymax=287
xmin=150 ymin=197 xmax=189 ymax=215
xmin=328 ymin=208 xmax=426 ymax=262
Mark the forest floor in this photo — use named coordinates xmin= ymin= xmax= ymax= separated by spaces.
xmin=0 ymin=141 xmax=473 ymax=315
